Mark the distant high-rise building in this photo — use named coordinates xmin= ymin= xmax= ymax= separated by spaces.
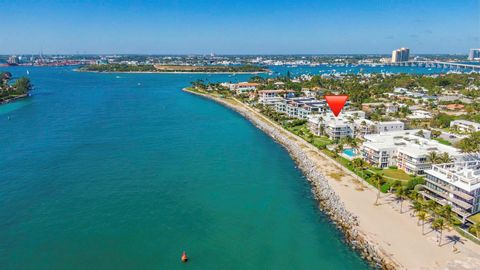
xmin=391 ymin=48 xmax=410 ymax=63
xmin=7 ymin=55 xmax=19 ymax=66
xmin=468 ymin=48 xmax=480 ymax=60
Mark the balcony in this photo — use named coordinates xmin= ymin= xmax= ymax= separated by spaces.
xmin=421 ymin=191 xmax=471 ymax=218
xmin=423 ymin=185 xmax=473 ymax=211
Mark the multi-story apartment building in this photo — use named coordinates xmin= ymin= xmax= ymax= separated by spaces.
xmin=308 ymin=111 xmax=364 ymax=140
xmin=7 ymin=55 xmax=19 ymax=65
xmin=361 ymin=130 xmax=460 ymax=174
xmin=361 ymin=141 xmax=397 ymax=168
xmin=308 ymin=112 xmax=404 ymax=140
xmin=324 ymin=118 xmax=355 ymax=140
xmin=375 ymin=121 xmax=405 ymax=133
xmin=258 ymin=90 xmax=294 ymax=105
xmin=228 ymin=82 xmax=259 ymax=94
xmin=396 ymin=144 xmax=444 ymax=175
xmin=275 ymin=97 xmax=326 ymax=119
xmin=423 ymin=155 xmax=480 ymax=222
xmin=450 ymin=120 xmax=480 ymax=133
xmin=468 ymin=48 xmax=480 ymax=61
xmin=391 ymin=48 xmax=410 ymax=63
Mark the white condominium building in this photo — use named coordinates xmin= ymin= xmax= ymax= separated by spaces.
xmin=231 ymin=82 xmax=260 ymax=94
xmin=308 ymin=111 xmax=365 ymax=140
xmin=361 ymin=129 xmax=460 ymax=174
xmin=469 ymin=48 xmax=480 ymax=60
xmin=375 ymin=121 xmax=405 ymax=133
xmin=391 ymin=47 xmax=410 ymax=63
xmin=275 ymin=97 xmax=326 ymax=119
xmin=450 ymin=120 xmax=480 ymax=133
xmin=423 ymin=155 xmax=480 ymax=221
xmin=308 ymin=111 xmax=404 ymax=140
xmin=407 ymin=110 xmax=433 ymax=120
xmin=258 ymin=90 xmax=294 ymax=105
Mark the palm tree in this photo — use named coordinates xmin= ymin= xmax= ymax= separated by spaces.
xmin=425 ymin=200 xmax=438 ymax=219
xmin=432 ymin=218 xmax=445 ymax=246
xmin=351 ymin=158 xmax=365 ymax=169
xmin=440 ymin=205 xmax=453 ymax=227
xmin=427 ymin=152 xmax=438 ymax=164
xmin=350 ymin=138 xmax=359 ymax=151
xmin=438 ymin=152 xmax=453 ymax=164
xmin=417 ymin=211 xmax=427 ymax=234
xmin=334 ymin=143 xmax=344 ymax=157
xmin=396 ymin=187 xmax=407 ymax=213
xmin=371 ymin=174 xmax=384 ymax=205
xmin=415 ymin=130 xmax=425 ymax=138
xmin=391 ymin=180 xmax=402 ymax=193
xmin=412 ymin=200 xmax=423 ymax=216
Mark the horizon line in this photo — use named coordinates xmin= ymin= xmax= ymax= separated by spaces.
xmin=0 ymin=53 xmax=471 ymax=56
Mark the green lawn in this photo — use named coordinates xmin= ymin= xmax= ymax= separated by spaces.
xmin=433 ymin=137 xmax=452 ymax=146
xmin=382 ymin=168 xmax=412 ymax=181
xmin=469 ymin=213 xmax=480 ymax=224
xmin=286 ymin=124 xmax=333 ymax=148
xmin=312 ymin=136 xmax=332 ymax=148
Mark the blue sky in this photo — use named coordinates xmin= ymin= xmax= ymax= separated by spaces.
xmin=1 ymin=0 xmax=479 ymax=54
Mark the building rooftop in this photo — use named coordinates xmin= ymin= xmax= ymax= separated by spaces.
xmin=363 ymin=129 xmax=460 ymax=158
xmin=451 ymin=119 xmax=480 ymax=128
xmin=258 ymin=89 xmax=295 ymax=94
xmin=426 ymin=155 xmax=480 ymax=191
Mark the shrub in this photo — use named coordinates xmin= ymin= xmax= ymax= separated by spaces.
xmin=405 ymin=177 xmax=425 ymax=191
xmin=381 ymin=182 xmax=392 ymax=193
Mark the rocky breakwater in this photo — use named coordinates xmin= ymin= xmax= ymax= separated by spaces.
xmin=183 ymin=89 xmax=399 ymax=269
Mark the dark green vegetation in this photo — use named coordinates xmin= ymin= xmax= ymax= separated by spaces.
xmin=251 ymin=73 xmax=480 ymax=104
xmin=255 ymin=73 xmax=480 ymax=153
xmin=79 ymin=64 xmax=268 ymax=73
xmin=80 ymin=64 xmax=158 ymax=72
xmin=457 ymin=132 xmax=480 ymax=152
xmin=0 ymin=72 xmax=32 ymax=103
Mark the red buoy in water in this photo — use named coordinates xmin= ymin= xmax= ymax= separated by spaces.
xmin=181 ymin=251 xmax=188 ymax=262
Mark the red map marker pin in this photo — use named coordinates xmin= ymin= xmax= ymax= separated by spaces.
xmin=325 ymin=95 xmax=348 ymax=117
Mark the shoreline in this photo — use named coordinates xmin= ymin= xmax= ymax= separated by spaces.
xmin=182 ymin=88 xmax=480 ymax=270
xmin=182 ymin=88 xmax=394 ymax=269
xmin=0 ymin=94 xmax=29 ymax=105
xmin=74 ymin=69 xmax=270 ymax=74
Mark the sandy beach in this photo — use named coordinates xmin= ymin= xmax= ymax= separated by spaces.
xmin=184 ymin=89 xmax=480 ymax=270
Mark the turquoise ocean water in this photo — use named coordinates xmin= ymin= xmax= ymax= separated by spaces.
xmin=0 ymin=65 xmax=453 ymax=269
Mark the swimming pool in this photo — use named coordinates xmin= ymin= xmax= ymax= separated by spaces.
xmin=343 ymin=148 xmax=357 ymax=157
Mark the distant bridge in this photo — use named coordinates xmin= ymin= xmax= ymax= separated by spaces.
xmin=385 ymin=61 xmax=480 ymax=71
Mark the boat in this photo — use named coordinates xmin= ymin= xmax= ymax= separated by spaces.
xmin=181 ymin=251 xmax=188 ymax=262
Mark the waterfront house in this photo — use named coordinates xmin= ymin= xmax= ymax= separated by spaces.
xmin=232 ymin=82 xmax=259 ymax=94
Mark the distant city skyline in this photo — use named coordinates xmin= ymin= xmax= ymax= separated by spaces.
xmin=1 ymin=0 xmax=479 ymax=55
